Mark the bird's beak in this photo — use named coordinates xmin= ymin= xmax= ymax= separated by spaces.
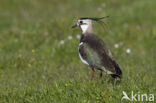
xmin=72 ymin=24 xmax=78 ymax=28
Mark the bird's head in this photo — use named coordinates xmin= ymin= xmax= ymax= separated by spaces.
xmin=72 ymin=19 xmax=92 ymax=33
xmin=72 ymin=16 xmax=109 ymax=33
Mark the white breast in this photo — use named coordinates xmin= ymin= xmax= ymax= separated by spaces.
xmin=78 ymin=42 xmax=89 ymax=65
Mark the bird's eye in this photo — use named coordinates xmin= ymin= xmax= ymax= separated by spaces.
xmin=80 ymin=21 xmax=83 ymax=24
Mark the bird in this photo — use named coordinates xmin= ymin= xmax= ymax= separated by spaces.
xmin=72 ymin=16 xmax=122 ymax=81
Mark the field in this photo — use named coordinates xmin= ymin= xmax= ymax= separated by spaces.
xmin=0 ymin=0 xmax=156 ymax=102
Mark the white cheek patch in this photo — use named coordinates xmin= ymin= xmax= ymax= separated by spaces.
xmin=80 ymin=25 xmax=88 ymax=33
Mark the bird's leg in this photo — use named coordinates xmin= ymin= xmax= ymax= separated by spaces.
xmin=100 ymin=71 xmax=103 ymax=80
xmin=91 ymin=68 xmax=95 ymax=81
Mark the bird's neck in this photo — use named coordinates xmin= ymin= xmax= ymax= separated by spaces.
xmin=81 ymin=25 xmax=93 ymax=34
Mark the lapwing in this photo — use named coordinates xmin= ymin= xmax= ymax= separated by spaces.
xmin=72 ymin=16 xmax=122 ymax=81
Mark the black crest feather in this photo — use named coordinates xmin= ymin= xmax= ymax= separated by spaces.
xmin=79 ymin=16 xmax=109 ymax=30
xmin=79 ymin=16 xmax=109 ymax=21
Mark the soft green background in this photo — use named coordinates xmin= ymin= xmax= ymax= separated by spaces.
xmin=0 ymin=0 xmax=156 ymax=102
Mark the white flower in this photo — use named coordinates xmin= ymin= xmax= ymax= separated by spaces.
xmin=97 ymin=8 xmax=102 ymax=12
xmin=76 ymin=34 xmax=81 ymax=39
xmin=126 ymin=48 xmax=131 ymax=54
xmin=28 ymin=64 xmax=31 ymax=67
xmin=60 ymin=40 xmax=65 ymax=45
xmin=68 ymin=36 xmax=72 ymax=40
xmin=114 ymin=43 xmax=119 ymax=48
xmin=119 ymin=42 xmax=123 ymax=46
xmin=101 ymin=3 xmax=106 ymax=8
xmin=18 ymin=54 xmax=22 ymax=58
xmin=123 ymin=23 xmax=128 ymax=28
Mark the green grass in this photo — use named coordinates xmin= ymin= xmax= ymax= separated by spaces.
xmin=0 ymin=0 xmax=156 ymax=102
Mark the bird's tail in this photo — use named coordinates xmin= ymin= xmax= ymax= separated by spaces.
xmin=111 ymin=60 xmax=122 ymax=80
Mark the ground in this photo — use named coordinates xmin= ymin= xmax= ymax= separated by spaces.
xmin=0 ymin=0 xmax=156 ymax=103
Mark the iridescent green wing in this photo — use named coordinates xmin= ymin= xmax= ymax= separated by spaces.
xmin=83 ymin=43 xmax=101 ymax=66
xmin=102 ymin=42 xmax=114 ymax=59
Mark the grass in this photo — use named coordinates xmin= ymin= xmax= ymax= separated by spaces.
xmin=0 ymin=0 xmax=156 ymax=102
